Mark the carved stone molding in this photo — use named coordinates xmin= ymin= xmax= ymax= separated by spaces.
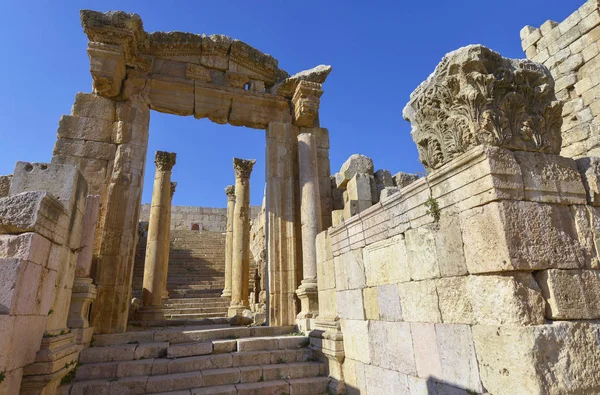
xmin=155 ymin=151 xmax=177 ymax=172
xmin=225 ymin=184 xmax=236 ymax=200
xmin=170 ymin=182 xmax=177 ymax=197
xmin=403 ymin=44 xmax=563 ymax=172
xmin=233 ymin=158 xmax=256 ymax=179
xmin=292 ymin=81 xmax=324 ymax=128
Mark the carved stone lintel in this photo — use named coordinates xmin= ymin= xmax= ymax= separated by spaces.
xmin=233 ymin=158 xmax=256 ymax=179
xmin=226 ymin=71 xmax=250 ymax=89
xmin=403 ymin=44 xmax=563 ymax=172
xmin=170 ymin=182 xmax=177 ymax=197
xmin=225 ymin=184 xmax=236 ymax=200
xmin=155 ymin=151 xmax=177 ymax=172
xmin=292 ymin=81 xmax=324 ymax=128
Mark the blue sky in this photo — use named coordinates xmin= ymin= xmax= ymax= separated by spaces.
xmin=0 ymin=1 xmax=577 ymax=207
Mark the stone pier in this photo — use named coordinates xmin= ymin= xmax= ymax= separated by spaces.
xmin=222 ymin=185 xmax=235 ymax=298
xmin=228 ymin=158 xmax=256 ymax=317
xmin=296 ymin=132 xmax=322 ymax=331
xmin=140 ymin=151 xmax=176 ymax=320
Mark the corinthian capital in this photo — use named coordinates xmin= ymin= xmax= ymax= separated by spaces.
xmin=155 ymin=151 xmax=177 ymax=172
xmin=225 ymin=185 xmax=236 ymax=199
xmin=233 ymin=158 xmax=256 ymax=179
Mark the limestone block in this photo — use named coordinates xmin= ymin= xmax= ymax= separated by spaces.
xmin=333 ymin=249 xmax=365 ymax=290
xmin=376 ymin=284 xmax=402 ymax=321
xmin=0 ymin=175 xmax=11 ymax=198
xmin=410 ymin=323 xmax=442 ymax=380
xmin=437 ymin=273 xmax=545 ymax=326
xmin=201 ymin=34 xmax=232 ymax=70
xmin=460 ymin=201 xmax=593 ymax=273
xmin=10 ymin=162 xmax=87 ymax=215
xmin=379 ymin=187 xmax=400 ymax=201
xmin=346 ymin=173 xmax=374 ymax=202
xmin=535 ymin=269 xmax=600 ymax=319
xmin=331 ymin=210 xmax=344 ymax=227
xmin=404 ymin=45 xmax=562 ymax=172
xmin=0 ymin=258 xmax=43 ymax=315
xmin=361 ymin=287 xmax=379 ymax=320
xmin=54 ymin=138 xmax=117 ymax=162
xmin=71 ymin=92 xmax=116 ymax=121
xmin=87 ymin=42 xmax=126 ymax=97
xmin=473 ymin=322 xmax=600 ymax=395
xmin=397 ymin=280 xmax=441 ymax=323
xmin=342 ymin=358 xmax=366 ymax=395
xmin=435 ymin=215 xmax=467 ymax=277
xmin=0 ymin=191 xmax=67 ymax=245
xmin=57 ymin=115 xmax=113 ymax=144
xmin=3 ymin=315 xmax=47 ymax=372
xmin=513 ymin=151 xmax=587 ymax=204
xmin=363 ymin=235 xmax=410 ymax=286
xmin=147 ymin=76 xmax=194 ymax=116
xmin=393 ymin=172 xmax=420 ymax=188
xmin=368 ymin=320 xmax=416 ymax=375
xmin=0 ymin=232 xmax=51 ymax=267
xmin=229 ymin=93 xmax=291 ymax=129
xmin=193 ymin=84 xmax=232 ymax=124
xmin=336 ymin=289 xmax=364 ymax=320
xmin=343 ymin=199 xmax=371 ymax=220
xmin=340 ymin=319 xmax=370 ymax=364
xmin=405 ymin=225 xmax=440 ymax=280
xmin=364 ymin=364 xmax=409 ymax=394
xmin=435 ymin=324 xmax=482 ymax=393
xmin=335 ymin=154 xmax=374 ymax=188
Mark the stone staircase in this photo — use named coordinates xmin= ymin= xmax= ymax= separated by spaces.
xmin=133 ymin=230 xmax=231 ymax=320
xmin=59 ymin=325 xmax=329 ymax=394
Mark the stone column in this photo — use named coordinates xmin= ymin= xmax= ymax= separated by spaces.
xmin=162 ymin=181 xmax=177 ymax=298
xmin=222 ymin=185 xmax=235 ymax=298
xmin=296 ymin=133 xmax=322 ymax=331
xmin=140 ymin=151 xmax=176 ymax=320
xmin=228 ymin=158 xmax=256 ymax=316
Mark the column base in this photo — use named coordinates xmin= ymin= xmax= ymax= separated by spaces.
xmin=20 ymin=331 xmax=81 ymax=394
xmin=311 ymin=317 xmax=346 ymax=395
xmin=67 ymin=278 xmax=97 ymax=336
xmin=136 ymin=306 xmax=165 ymax=321
xmin=221 ymin=289 xmax=232 ymax=298
xmin=296 ymin=280 xmax=319 ymax=332
xmin=227 ymin=304 xmax=248 ymax=317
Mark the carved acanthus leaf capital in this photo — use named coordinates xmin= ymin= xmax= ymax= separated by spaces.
xmin=403 ymin=44 xmax=563 ymax=172
xmin=155 ymin=151 xmax=177 ymax=172
xmin=170 ymin=182 xmax=177 ymax=197
xmin=233 ymin=158 xmax=256 ymax=179
xmin=225 ymin=185 xmax=236 ymax=199
xmin=292 ymin=81 xmax=323 ymax=128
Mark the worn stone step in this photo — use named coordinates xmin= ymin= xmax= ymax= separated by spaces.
xmin=93 ymin=325 xmax=297 ymax=347
xmin=166 ymin=313 xmax=227 ymax=320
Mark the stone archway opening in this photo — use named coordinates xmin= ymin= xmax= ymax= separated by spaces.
xmin=51 ymin=9 xmax=333 ymax=334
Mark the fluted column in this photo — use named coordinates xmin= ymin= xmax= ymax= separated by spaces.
xmin=228 ymin=158 xmax=256 ymax=317
xmin=296 ymin=132 xmax=322 ymax=331
xmin=222 ymin=185 xmax=235 ymax=298
xmin=140 ymin=151 xmax=176 ymax=319
xmin=162 ymin=182 xmax=177 ymax=298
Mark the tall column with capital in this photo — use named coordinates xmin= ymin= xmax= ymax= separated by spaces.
xmin=222 ymin=185 xmax=235 ymax=298
xmin=296 ymin=132 xmax=322 ymax=331
xmin=228 ymin=158 xmax=256 ymax=316
xmin=162 ymin=181 xmax=177 ymax=298
xmin=140 ymin=151 xmax=176 ymax=319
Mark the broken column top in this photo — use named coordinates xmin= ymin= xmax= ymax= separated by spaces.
xmin=403 ymin=44 xmax=563 ymax=172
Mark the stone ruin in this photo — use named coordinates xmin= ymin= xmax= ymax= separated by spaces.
xmin=0 ymin=1 xmax=600 ymax=394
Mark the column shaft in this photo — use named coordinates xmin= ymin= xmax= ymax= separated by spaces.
xmin=162 ymin=182 xmax=176 ymax=298
xmin=222 ymin=185 xmax=235 ymax=298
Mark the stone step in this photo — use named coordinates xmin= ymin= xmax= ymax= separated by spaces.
xmin=163 ymin=307 xmax=229 ymax=314
xmin=165 ymin=313 xmax=227 ymax=320
xmin=166 ymin=298 xmax=230 ymax=304
xmin=67 ymin=367 xmax=328 ymax=394
xmin=163 ymin=304 xmax=230 ymax=311
xmin=92 ymin=325 xmax=297 ymax=347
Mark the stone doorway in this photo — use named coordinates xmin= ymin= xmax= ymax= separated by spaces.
xmin=50 ymin=10 xmax=332 ymax=333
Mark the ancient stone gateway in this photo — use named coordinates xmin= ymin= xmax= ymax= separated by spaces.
xmin=58 ymin=10 xmax=333 ymax=333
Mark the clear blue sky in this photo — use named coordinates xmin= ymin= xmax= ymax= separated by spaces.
xmin=0 ymin=0 xmax=577 ymax=207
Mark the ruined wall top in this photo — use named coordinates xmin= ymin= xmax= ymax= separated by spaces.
xmin=403 ymin=44 xmax=563 ymax=172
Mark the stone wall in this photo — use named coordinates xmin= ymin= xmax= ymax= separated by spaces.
xmin=521 ymin=0 xmax=600 ymax=158
xmin=138 ymin=204 xmax=261 ymax=232
xmin=315 ymin=145 xmax=600 ymax=394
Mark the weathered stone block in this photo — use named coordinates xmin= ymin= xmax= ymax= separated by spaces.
xmin=346 ymin=173 xmax=374 ymax=202
xmin=229 ymin=93 xmax=291 ymax=129
xmin=0 ymin=233 xmax=51 ymax=267
xmin=393 ymin=172 xmax=420 ymax=188
xmin=435 ymin=215 xmax=467 ymax=277
xmin=71 ymin=92 xmax=116 ymax=121
xmin=576 ymin=156 xmax=600 ymax=205
xmin=333 ymin=249 xmax=365 ymax=290
xmin=363 ymin=235 xmax=410 ymax=286
xmin=436 ymin=324 xmax=482 ymax=393
xmin=397 ymin=280 xmax=441 ymax=323
xmin=336 ymin=289 xmax=364 ymax=320
xmin=87 ymin=42 xmax=126 ymax=97
xmin=364 ymin=365 xmax=409 ymax=394
xmin=340 ymin=319 xmax=370 ymax=364
xmin=0 ymin=175 xmax=11 ymax=198
xmin=362 ymin=287 xmax=379 ymax=320
xmin=376 ymin=284 xmax=402 ymax=321
xmin=473 ymin=322 xmax=600 ymax=395
xmin=147 ymin=76 xmax=194 ymax=116
xmin=0 ymin=258 xmax=43 ymax=315
xmin=460 ymin=200 xmax=593 ymax=273
xmin=368 ymin=321 xmax=416 ymax=375
xmin=57 ymin=115 xmax=114 ymax=144
xmin=335 ymin=154 xmax=374 ymax=188
xmin=535 ymin=269 xmax=600 ymax=319
xmin=405 ymin=225 xmax=440 ymax=280
xmin=54 ymin=138 xmax=117 ymax=162
xmin=513 ymin=151 xmax=587 ymax=204
xmin=410 ymin=323 xmax=442 ymax=380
